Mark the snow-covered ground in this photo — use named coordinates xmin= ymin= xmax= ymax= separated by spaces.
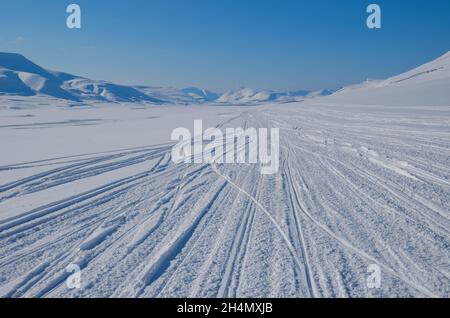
xmin=0 ymin=52 xmax=449 ymax=298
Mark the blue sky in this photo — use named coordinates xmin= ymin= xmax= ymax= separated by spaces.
xmin=1 ymin=0 xmax=450 ymax=92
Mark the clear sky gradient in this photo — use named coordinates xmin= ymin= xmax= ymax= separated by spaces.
xmin=1 ymin=0 xmax=450 ymax=91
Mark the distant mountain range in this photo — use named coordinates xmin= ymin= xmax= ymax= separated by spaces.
xmin=217 ymin=87 xmax=333 ymax=104
xmin=0 ymin=52 xmax=332 ymax=105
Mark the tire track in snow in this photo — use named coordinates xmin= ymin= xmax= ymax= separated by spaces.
xmin=120 ymin=179 xmax=228 ymax=297
xmin=209 ymin=164 xmax=307 ymax=285
xmin=281 ymin=153 xmax=318 ymax=297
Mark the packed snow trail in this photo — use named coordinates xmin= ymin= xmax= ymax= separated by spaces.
xmin=0 ymin=103 xmax=449 ymax=298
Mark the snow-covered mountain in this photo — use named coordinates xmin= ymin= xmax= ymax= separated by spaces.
xmin=0 ymin=52 xmax=331 ymax=106
xmin=0 ymin=52 xmax=81 ymax=102
xmin=0 ymin=53 xmax=225 ymax=105
xmin=181 ymin=87 xmax=219 ymax=103
xmin=0 ymin=53 xmax=167 ymax=104
xmin=133 ymin=86 xmax=201 ymax=105
xmin=0 ymin=53 xmax=223 ymax=105
xmin=5 ymin=50 xmax=449 ymax=107
xmin=217 ymin=88 xmax=277 ymax=104
xmin=327 ymin=51 xmax=450 ymax=106
xmin=61 ymin=79 xmax=167 ymax=104
xmin=0 ymin=52 xmax=450 ymax=106
xmin=213 ymin=51 xmax=450 ymax=106
xmin=217 ymin=87 xmax=332 ymax=104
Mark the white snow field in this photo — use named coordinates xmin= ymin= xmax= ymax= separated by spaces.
xmin=0 ymin=52 xmax=449 ymax=298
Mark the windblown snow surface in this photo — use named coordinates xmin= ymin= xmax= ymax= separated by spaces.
xmin=0 ymin=53 xmax=449 ymax=298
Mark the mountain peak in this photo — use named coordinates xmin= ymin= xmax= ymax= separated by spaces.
xmin=0 ymin=52 xmax=27 ymax=61
xmin=0 ymin=52 xmax=53 ymax=79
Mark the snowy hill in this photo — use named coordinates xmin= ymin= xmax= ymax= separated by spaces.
xmin=61 ymin=79 xmax=165 ymax=104
xmin=327 ymin=51 xmax=450 ymax=106
xmin=217 ymin=87 xmax=332 ymax=104
xmin=181 ymin=87 xmax=219 ymax=103
xmin=217 ymin=88 xmax=277 ymax=104
xmin=0 ymin=53 xmax=167 ymax=104
xmin=0 ymin=53 xmax=81 ymax=101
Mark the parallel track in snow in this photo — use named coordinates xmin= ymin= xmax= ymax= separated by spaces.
xmin=0 ymin=103 xmax=449 ymax=298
